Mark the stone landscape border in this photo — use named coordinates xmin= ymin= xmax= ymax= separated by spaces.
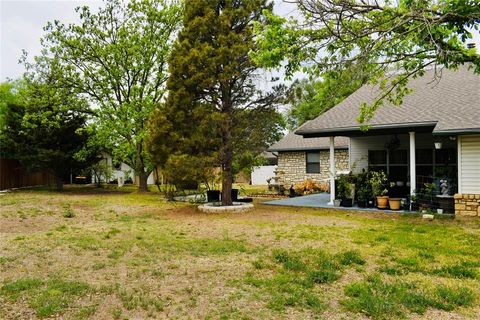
xmin=198 ymin=202 xmax=254 ymax=213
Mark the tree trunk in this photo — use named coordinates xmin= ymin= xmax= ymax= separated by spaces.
xmin=221 ymin=117 xmax=234 ymax=206
xmin=55 ymin=175 xmax=64 ymax=191
xmin=138 ymin=171 xmax=149 ymax=192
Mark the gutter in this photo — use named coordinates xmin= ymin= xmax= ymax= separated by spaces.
xmin=267 ymin=146 xmax=349 ymax=152
xmin=433 ymin=128 xmax=480 ymax=136
xmin=296 ymin=121 xmax=438 ymax=138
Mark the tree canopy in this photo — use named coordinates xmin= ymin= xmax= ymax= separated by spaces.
xmin=147 ymin=0 xmax=284 ymax=205
xmin=285 ymin=64 xmax=369 ymax=129
xmin=33 ymin=0 xmax=182 ymax=191
xmin=253 ymin=0 xmax=480 ymax=124
xmin=0 ymin=76 xmax=97 ymax=190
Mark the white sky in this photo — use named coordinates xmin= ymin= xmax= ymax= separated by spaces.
xmin=1 ymin=0 xmax=478 ymax=83
xmin=0 ymin=0 xmax=298 ymax=82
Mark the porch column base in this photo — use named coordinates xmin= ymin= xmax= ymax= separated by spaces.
xmin=409 ymin=132 xmax=416 ymax=210
xmin=329 ymin=136 xmax=335 ymax=205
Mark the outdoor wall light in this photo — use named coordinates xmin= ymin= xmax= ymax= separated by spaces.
xmin=434 ymin=142 xmax=443 ymax=149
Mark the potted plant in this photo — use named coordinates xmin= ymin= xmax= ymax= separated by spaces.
xmin=355 ymin=170 xmax=372 ymax=208
xmin=389 ymin=197 xmax=402 ymax=210
xmin=337 ymin=174 xmax=353 ymax=207
xmin=370 ymin=171 xmax=389 ymax=209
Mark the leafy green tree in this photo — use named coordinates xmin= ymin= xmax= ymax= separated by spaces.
xmin=253 ymin=0 xmax=480 ymax=124
xmin=285 ymin=65 xmax=369 ymax=129
xmin=148 ymin=0 xmax=283 ymax=205
xmin=34 ymin=0 xmax=182 ymax=191
xmin=0 ymin=81 xmax=24 ymax=159
xmin=0 ymin=77 xmax=97 ymax=190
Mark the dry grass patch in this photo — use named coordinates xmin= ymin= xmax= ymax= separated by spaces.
xmin=0 ymin=185 xmax=479 ymax=319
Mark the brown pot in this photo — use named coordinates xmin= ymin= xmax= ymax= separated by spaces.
xmin=389 ymin=198 xmax=401 ymax=210
xmin=376 ymin=196 xmax=389 ymax=209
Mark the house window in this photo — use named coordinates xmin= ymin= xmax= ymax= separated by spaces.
xmin=368 ymin=150 xmax=387 ymax=173
xmin=306 ymin=152 xmax=320 ymax=173
xmin=368 ymin=149 xmax=408 ymax=181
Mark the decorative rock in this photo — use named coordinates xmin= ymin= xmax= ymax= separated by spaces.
xmin=198 ymin=202 xmax=254 ymax=213
xmin=422 ymin=214 xmax=434 ymax=220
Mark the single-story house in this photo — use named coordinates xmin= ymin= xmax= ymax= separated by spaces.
xmin=268 ymin=132 xmax=350 ymax=185
xmin=92 ymin=152 xmax=156 ymax=185
xmin=295 ymin=65 xmax=480 ymax=216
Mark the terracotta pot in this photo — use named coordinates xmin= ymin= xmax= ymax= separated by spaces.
xmin=376 ymin=196 xmax=389 ymax=209
xmin=389 ymin=198 xmax=401 ymax=210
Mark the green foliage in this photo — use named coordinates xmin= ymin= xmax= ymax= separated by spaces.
xmin=356 ymin=169 xmax=373 ymax=202
xmin=90 ymin=161 xmax=114 ymax=186
xmin=63 ymin=204 xmax=75 ymax=218
xmin=35 ymin=0 xmax=182 ymax=191
xmin=370 ymin=171 xmax=389 ymax=197
xmin=147 ymin=0 xmax=285 ymax=204
xmin=253 ymin=0 xmax=480 ymax=124
xmin=285 ymin=66 xmax=369 ymax=129
xmin=336 ymin=174 xmax=353 ymax=200
xmin=0 ymin=78 xmax=97 ymax=190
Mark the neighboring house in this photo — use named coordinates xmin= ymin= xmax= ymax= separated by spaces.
xmin=295 ymin=65 xmax=480 ymax=216
xmin=92 ymin=153 xmax=156 ymax=185
xmin=251 ymin=151 xmax=278 ymax=185
xmin=267 ymin=132 xmax=349 ymax=185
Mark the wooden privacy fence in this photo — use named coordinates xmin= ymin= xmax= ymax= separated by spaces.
xmin=0 ymin=159 xmax=55 ymax=190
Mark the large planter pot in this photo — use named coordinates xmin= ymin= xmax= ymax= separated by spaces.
xmin=376 ymin=196 xmax=389 ymax=209
xmin=206 ymin=190 xmax=221 ymax=202
xmin=231 ymin=189 xmax=239 ymax=201
xmin=367 ymin=199 xmax=375 ymax=208
xmin=389 ymin=198 xmax=401 ymax=210
xmin=334 ymin=199 xmax=341 ymax=207
xmin=341 ymin=198 xmax=353 ymax=207
xmin=357 ymin=200 xmax=367 ymax=208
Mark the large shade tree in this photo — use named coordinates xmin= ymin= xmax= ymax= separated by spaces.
xmin=34 ymin=0 xmax=182 ymax=191
xmin=253 ymin=0 xmax=480 ymax=123
xmin=148 ymin=0 xmax=284 ymax=205
xmin=285 ymin=64 xmax=370 ymax=129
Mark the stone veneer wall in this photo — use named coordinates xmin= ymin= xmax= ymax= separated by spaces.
xmin=454 ymin=194 xmax=480 ymax=217
xmin=277 ymin=149 xmax=349 ymax=185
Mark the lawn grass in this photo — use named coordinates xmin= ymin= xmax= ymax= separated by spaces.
xmin=0 ymin=185 xmax=479 ymax=319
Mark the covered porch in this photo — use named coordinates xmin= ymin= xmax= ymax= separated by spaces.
xmin=263 ymin=192 xmax=411 ymax=212
xmin=327 ymin=131 xmax=458 ymax=212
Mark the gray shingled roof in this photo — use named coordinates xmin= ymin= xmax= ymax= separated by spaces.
xmin=296 ymin=65 xmax=480 ymax=137
xmin=268 ymin=132 xmax=349 ymax=152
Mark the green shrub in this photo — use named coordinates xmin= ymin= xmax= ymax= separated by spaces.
xmin=63 ymin=206 xmax=75 ymax=218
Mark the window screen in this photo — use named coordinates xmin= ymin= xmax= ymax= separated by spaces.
xmin=306 ymin=152 xmax=320 ymax=173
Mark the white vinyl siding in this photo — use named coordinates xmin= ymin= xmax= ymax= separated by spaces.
xmin=459 ymin=135 xmax=480 ymax=193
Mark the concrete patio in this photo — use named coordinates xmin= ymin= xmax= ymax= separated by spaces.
xmin=263 ymin=193 xmax=408 ymax=213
